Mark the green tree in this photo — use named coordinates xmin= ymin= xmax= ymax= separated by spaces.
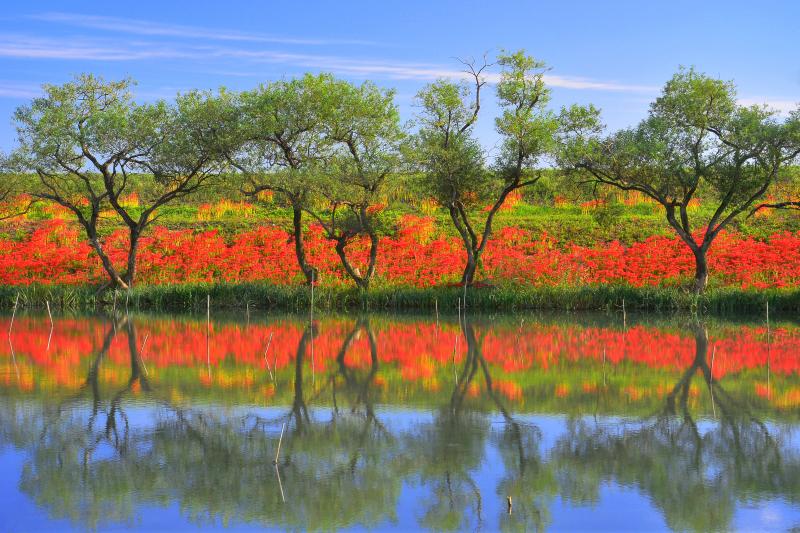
xmin=13 ymin=76 xmax=127 ymax=287
xmin=751 ymin=110 xmax=800 ymax=213
xmin=559 ymin=68 xmax=800 ymax=292
xmin=12 ymin=75 xmax=228 ymax=290
xmin=0 ymin=151 xmax=34 ymax=220
xmin=232 ymin=74 xmax=334 ymax=286
xmin=307 ymin=79 xmax=403 ymax=290
xmin=410 ymin=51 xmax=557 ymax=286
xmin=100 ymin=89 xmax=233 ymax=288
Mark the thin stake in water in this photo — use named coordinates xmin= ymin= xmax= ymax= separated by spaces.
xmin=8 ymin=292 xmax=19 ymax=338
xmin=273 ymin=422 xmax=286 ymax=465
xmin=139 ymin=334 xmax=150 ymax=376
xmin=452 ymin=333 xmax=459 ymax=385
xmin=46 ymin=300 xmax=54 ymax=352
xmin=206 ymin=295 xmax=211 ymax=378
xmin=602 ymin=347 xmax=606 ymax=387
xmin=710 ymin=345 xmax=717 ymax=418
xmin=263 ymin=332 xmax=275 ymax=382
xmin=8 ymin=337 xmax=19 ymax=382
xmin=622 ymin=298 xmax=627 ymax=330
xmin=766 ymin=300 xmax=771 ymax=399
xmin=274 ymin=464 xmax=286 ymax=504
xmin=310 ymin=272 xmax=315 ymax=386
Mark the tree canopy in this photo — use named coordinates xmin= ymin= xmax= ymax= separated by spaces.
xmin=558 ymin=67 xmax=800 ymax=292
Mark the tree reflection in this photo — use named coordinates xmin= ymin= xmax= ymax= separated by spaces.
xmin=551 ymin=321 xmax=800 ymax=532
xmin=0 ymin=315 xmax=799 ymax=531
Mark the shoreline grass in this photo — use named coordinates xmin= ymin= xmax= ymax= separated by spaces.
xmin=0 ymin=282 xmax=796 ymax=316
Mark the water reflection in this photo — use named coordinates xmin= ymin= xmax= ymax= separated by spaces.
xmin=0 ymin=312 xmax=799 ymax=531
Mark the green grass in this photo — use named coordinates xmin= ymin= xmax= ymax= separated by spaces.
xmin=1 ymin=282 xmax=795 ymax=316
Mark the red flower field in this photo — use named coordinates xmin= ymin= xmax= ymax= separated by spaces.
xmin=1 ymin=216 xmax=800 ymax=288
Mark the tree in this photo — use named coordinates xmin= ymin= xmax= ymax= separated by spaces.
xmin=13 ymin=75 xmax=127 ymax=288
xmin=102 ymin=90 xmax=232 ymax=287
xmin=411 ymin=51 xmax=557 ymax=286
xmin=233 ymin=74 xmax=333 ymax=285
xmin=0 ymin=151 xmax=34 ymax=221
xmin=559 ymin=68 xmax=800 ymax=293
xmin=12 ymin=74 xmax=227 ymax=290
xmin=307 ymin=79 xmax=403 ymax=290
xmin=751 ymin=110 xmax=800 ymax=214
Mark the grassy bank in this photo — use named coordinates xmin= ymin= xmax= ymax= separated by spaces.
xmin=0 ymin=282 xmax=794 ymax=316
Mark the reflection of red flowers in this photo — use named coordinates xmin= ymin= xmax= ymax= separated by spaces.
xmin=2 ymin=316 xmax=800 ymax=412
xmin=494 ymin=379 xmax=522 ymax=400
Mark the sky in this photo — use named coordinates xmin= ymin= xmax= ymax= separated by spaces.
xmin=0 ymin=0 xmax=798 ymax=153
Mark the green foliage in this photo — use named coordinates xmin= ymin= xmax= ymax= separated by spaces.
xmin=234 ymin=73 xmax=334 ymax=201
xmin=558 ymin=67 xmax=800 ymax=291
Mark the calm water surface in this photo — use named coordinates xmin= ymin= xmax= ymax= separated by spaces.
xmin=1 ymin=311 xmax=799 ymax=531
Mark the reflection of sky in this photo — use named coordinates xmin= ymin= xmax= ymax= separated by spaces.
xmin=3 ymin=313 xmax=800 ymax=530
xmin=1 ymin=405 xmax=799 ymax=531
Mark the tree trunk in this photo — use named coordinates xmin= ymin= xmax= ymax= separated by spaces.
xmin=461 ymin=250 xmax=477 ymax=286
xmin=292 ymin=205 xmax=316 ymax=285
xmin=692 ymin=248 xmax=709 ymax=294
xmin=448 ymin=205 xmax=478 ymax=287
xmin=365 ymin=231 xmax=379 ymax=287
xmin=333 ymin=231 xmax=379 ymax=291
xmin=88 ymin=234 xmax=129 ymax=291
xmin=123 ymin=227 xmax=141 ymax=287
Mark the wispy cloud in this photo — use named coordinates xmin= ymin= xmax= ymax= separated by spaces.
xmin=0 ymin=32 xmax=656 ymax=93
xmin=0 ymin=80 xmax=40 ymax=98
xmin=31 ymin=12 xmax=378 ymax=47
xmin=197 ymin=49 xmax=658 ymax=92
xmin=0 ymin=34 xmax=188 ymax=60
xmin=738 ymin=97 xmax=798 ymax=114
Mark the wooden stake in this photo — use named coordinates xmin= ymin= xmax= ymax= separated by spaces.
xmin=710 ymin=345 xmax=717 ymax=418
xmin=273 ymin=422 xmax=286 ymax=465
xmin=602 ymin=347 xmax=606 ymax=387
xmin=8 ymin=292 xmax=19 ymax=337
xmin=263 ymin=332 xmax=275 ymax=382
xmin=206 ymin=295 xmax=211 ymax=378
xmin=766 ymin=300 xmax=771 ymax=399
xmin=622 ymin=298 xmax=627 ymax=330
xmin=139 ymin=334 xmax=150 ymax=377
xmin=8 ymin=337 xmax=19 ymax=382
xmin=310 ymin=272 xmax=315 ymax=386
xmin=452 ymin=333 xmax=459 ymax=385
xmin=274 ymin=464 xmax=286 ymax=504
xmin=46 ymin=301 xmax=53 ymax=329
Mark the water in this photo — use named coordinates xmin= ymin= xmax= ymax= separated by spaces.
xmin=1 ymin=311 xmax=799 ymax=531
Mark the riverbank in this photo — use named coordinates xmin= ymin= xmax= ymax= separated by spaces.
xmin=0 ymin=282 xmax=795 ymax=315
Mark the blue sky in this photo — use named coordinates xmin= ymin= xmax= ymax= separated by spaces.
xmin=1 ymin=0 xmax=798 ymax=152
